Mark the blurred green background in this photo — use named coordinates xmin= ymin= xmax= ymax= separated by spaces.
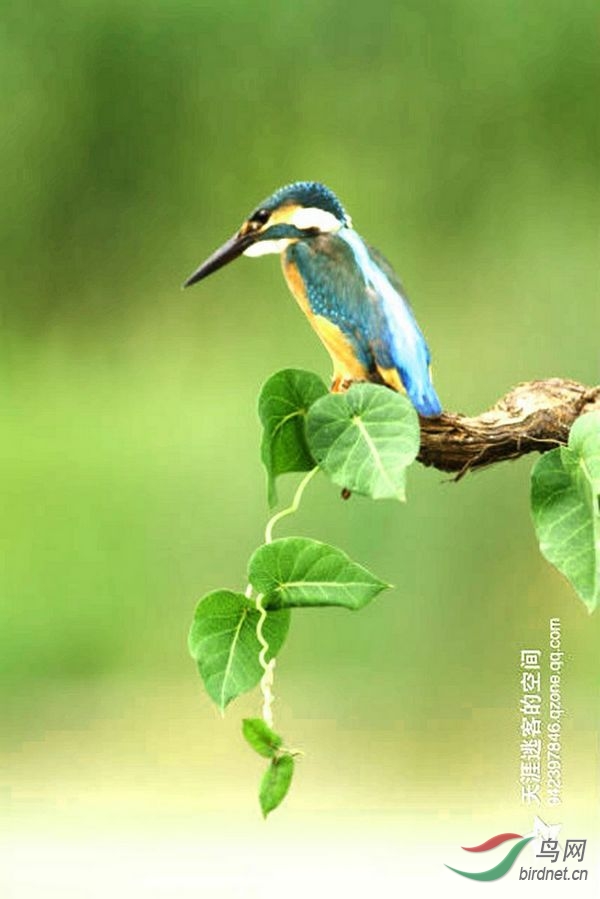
xmin=1 ymin=0 xmax=599 ymax=892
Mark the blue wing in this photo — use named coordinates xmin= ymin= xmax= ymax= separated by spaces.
xmin=288 ymin=231 xmax=442 ymax=417
xmin=355 ymin=235 xmax=442 ymax=417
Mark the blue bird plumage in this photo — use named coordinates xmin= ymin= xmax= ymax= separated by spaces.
xmin=183 ymin=181 xmax=442 ymax=418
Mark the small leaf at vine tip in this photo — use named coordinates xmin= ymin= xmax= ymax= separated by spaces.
xmin=248 ymin=536 xmax=390 ymax=610
xmin=258 ymin=368 xmax=328 ymax=506
xmin=531 ymin=411 xmax=600 ymax=613
xmin=242 ymin=718 xmax=283 ymax=759
xmin=259 ymin=754 xmax=295 ymax=818
xmin=305 ymin=382 xmax=420 ymax=501
xmin=188 ymin=590 xmax=291 ymax=710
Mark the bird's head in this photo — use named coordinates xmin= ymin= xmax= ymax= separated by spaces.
xmin=183 ymin=181 xmax=350 ymax=287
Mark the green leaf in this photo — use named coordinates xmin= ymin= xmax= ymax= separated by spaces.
xmin=531 ymin=412 xmax=600 ymax=612
xmin=242 ymin=718 xmax=283 ymax=759
xmin=259 ymin=754 xmax=294 ymax=818
xmin=306 ymin=383 xmax=420 ymax=501
xmin=248 ymin=536 xmax=389 ymax=610
xmin=188 ymin=590 xmax=291 ymax=710
xmin=258 ymin=368 xmax=328 ymax=505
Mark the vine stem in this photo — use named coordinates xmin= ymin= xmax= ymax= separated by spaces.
xmin=251 ymin=466 xmax=319 ymax=728
xmin=264 ymin=467 xmax=318 ymax=544
xmin=255 ymin=592 xmax=276 ymax=727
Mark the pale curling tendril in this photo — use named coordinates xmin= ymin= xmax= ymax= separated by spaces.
xmin=255 ymin=592 xmax=276 ymax=727
xmin=264 ymin=467 xmax=318 ymax=544
xmin=250 ymin=466 xmax=319 ymax=727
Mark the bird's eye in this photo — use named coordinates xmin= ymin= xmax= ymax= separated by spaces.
xmin=251 ymin=208 xmax=270 ymax=225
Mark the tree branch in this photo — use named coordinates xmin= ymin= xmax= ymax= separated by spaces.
xmin=418 ymin=378 xmax=600 ymax=477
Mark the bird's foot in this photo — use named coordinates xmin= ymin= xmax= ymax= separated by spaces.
xmin=330 ymin=375 xmax=355 ymax=394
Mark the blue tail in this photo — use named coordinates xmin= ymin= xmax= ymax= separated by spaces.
xmin=400 ymin=363 xmax=442 ymax=418
xmin=412 ymin=382 xmax=442 ymax=418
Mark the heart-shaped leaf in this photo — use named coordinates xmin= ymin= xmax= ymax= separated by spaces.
xmin=258 ymin=369 xmax=328 ymax=505
xmin=306 ymin=383 xmax=420 ymax=500
xmin=188 ymin=590 xmax=291 ymax=710
xmin=531 ymin=411 xmax=600 ymax=612
xmin=248 ymin=537 xmax=389 ymax=610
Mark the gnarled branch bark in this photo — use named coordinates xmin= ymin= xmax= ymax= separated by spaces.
xmin=418 ymin=379 xmax=600 ymax=477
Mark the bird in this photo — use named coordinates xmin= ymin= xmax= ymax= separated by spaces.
xmin=183 ymin=181 xmax=442 ymax=417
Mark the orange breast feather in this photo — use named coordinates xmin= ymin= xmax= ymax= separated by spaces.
xmin=281 ymin=255 xmax=368 ymax=383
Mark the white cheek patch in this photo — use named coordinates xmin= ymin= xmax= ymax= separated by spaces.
xmin=244 ymin=238 xmax=291 ymax=257
xmin=289 ymin=207 xmax=342 ymax=232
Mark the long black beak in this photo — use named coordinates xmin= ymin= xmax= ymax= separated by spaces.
xmin=182 ymin=230 xmax=257 ymax=288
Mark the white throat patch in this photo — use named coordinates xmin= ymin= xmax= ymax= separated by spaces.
xmin=243 ymin=238 xmax=291 ymax=257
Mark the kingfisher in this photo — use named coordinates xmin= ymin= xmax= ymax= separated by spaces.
xmin=183 ymin=181 xmax=442 ymax=417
